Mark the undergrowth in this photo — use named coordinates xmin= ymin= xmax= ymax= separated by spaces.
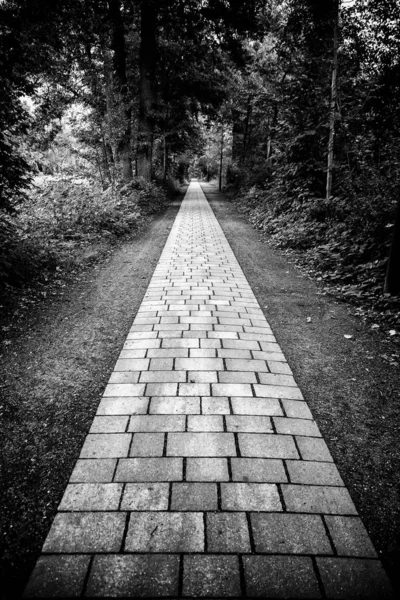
xmin=231 ymin=186 xmax=400 ymax=335
xmin=0 ymin=176 xmax=171 ymax=297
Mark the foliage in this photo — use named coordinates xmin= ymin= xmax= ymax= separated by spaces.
xmin=0 ymin=176 xmax=168 ymax=294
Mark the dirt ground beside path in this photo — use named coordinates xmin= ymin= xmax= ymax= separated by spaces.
xmin=1 ymin=183 xmax=399 ymax=598
xmin=0 ymin=199 xmax=182 ymax=600
xmin=202 ymin=183 xmax=400 ymax=594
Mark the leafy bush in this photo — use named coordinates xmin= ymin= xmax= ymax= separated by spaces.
xmin=0 ymin=175 xmax=169 ymax=293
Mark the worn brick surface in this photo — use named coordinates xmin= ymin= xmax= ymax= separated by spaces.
xmin=251 ymin=513 xmax=333 ymax=554
xmin=244 ymin=556 xmax=321 ymax=598
xmin=86 ymin=555 xmax=180 ymax=597
xmin=23 ymin=555 xmax=90 ymax=598
xmin=24 ymin=181 xmax=389 ymax=599
xmin=125 ymin=512 xmax=204 ymax=552
xmin=221 ymin=482 xmax=282 ymax=511
xmin=182 ymin=556 xmax=241 ymax=597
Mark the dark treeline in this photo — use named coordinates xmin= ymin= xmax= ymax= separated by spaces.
xmin=0 ymin=0 xmax=399 ymax=311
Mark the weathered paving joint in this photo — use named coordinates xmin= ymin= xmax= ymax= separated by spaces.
xmin=24 ymin=182 xmax=394 ymax=598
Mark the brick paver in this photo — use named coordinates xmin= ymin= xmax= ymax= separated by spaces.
xmin=24 ymin=182 xmax=394 ymax=598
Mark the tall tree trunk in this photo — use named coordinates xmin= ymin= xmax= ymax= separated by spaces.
xmin=137 ymin=0 xmax=157 ymax=180
xmin=242 ymin=97 xmax=252 ymax=163
xmin=384 ymin=198 xmax=400 ymax=295
xmin=108 ymin=0 xmax=132 ymax=181
xmin=219 ymin=124 xmax=224 ymax=192
xmin=326 ymin=0 xmax=339 ymax=200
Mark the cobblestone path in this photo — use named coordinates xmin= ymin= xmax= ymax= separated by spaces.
xmin=24 ymin=182 xmax=393 ymax=598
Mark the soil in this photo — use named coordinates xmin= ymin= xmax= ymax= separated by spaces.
xmin=1 ymin=183 xmax=399 ymax=598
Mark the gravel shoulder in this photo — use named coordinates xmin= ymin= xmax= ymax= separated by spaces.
xmin=0 ymin=199 xmax=182 ymax=600
xmin=202 ymin=183 xmax=400 ymax=593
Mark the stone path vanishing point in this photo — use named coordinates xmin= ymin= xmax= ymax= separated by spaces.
xmin=24 ymin=182 xmax=394 ymax=599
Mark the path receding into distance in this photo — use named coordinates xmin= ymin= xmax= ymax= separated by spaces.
xmin=24 ymin=182 xmax=394 ymax=598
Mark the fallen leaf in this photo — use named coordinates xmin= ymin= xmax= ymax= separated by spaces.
xmin=389 ymin=330 xmax=397 ymax=336
xmin=306 ymin=317 xmax=312 ymax=323
xmin=344 ymin=334 xmax=353 ymax=339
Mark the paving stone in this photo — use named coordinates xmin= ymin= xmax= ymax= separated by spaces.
xmin=108 ymin=372 xmax=140 ymax=384
xmin=186 ymin=458 xmax=229 ymax=481
xmin=114 ymin=358 xmax=150 ymax=371
xmin=231 ymin=397 xmax=283 ymax=416
xmin=70 ymin=459 xmax=116 ymax=483
xmin=130 ymin=432 xmax=165 ymax=456
xmin=200 ymin=338 xmax=221 ymax=348
xmin=118 ymin=349 xmax=147 ymax=359
xmin=89 ymin=416 xmax=128 ymax=433
xmin=43 ymin=512 xmax=126 ymax=553
xmin=58 ymin=483 xmax=123 ymax=511
xmin=86 ymin=555 xmax=180 ymax=598
xmin=202 ymin=397 xmax=231 ymax=414
xmin=325 ymin=516 xmax=378 ymax=557
xmin=225 ymin=358 xmax=268 ymax=372
xmin=231 ymin=458 xmax=287 ymax=482
xmin=125 ymin=512 xmax=204 ymax=552
xmin=150 ymin=396 xmax=200 ymax=414
xmin=179 ymin=382 xmax=211 ymax=396
xmin=80 ymin=434 xmax=131 ymax=459
xmin=244 ymin=556 xmax=321 ymax=599
xmin=282 ymin=485 xmax=358 ymax=514
xmin=187 ymin=370 xmax=218 ymax=383
xmin=183 ymin=555 xmax=241 ymax=597
xmin=222 ymin=339 xmax=260 ymax=350
xmin=103 ymin=383 xmax=146 ymax=397
xmin=123 ymin=339 xmax=161 ymax=349
xmin=226 ymin=415 xmax=273 ymax=433
xmin=212 ymin=383 xmax=253 ymax=396
xmin=115 ymin=458 xmax=183 ymax=482
xmin=218 ymin=370 xmax=257 ymax=383
xmin=96 ymin=397 xmax=149 ymax=415
xmin=140 ymin=370 xmax=185 ymax=383
xmin=217 ymin=348 xmax=252 ymax=359
xmin=162 ymin=338 xmax=199 ymax=348
xmin=147 ymin=348 xmax=188 ymax=358
xmin=171 ymin=482 xmax=218 ymax=510
xmin=187 ymin=415 xmax=224 ymax=431
xmin=145 ymin=382 xmax=178 ymax=396
xmin=221 ymin=483 xmax=282 ymax=511
xmin=207 ymin=513 xmax=251 ymax=553
xmin=120 ymin=483 xmax=169 ymax=510
xmin=274 ymin=417 xmax=321 ymax=437
xmin=252 ymin=350 xmax=286 ymax=361
xmin=23 ymin=555 xmax=90 ymax=598
xmin=190 ymin=348 xmax=217 ymax=357
xmin=296 ymin=436 xmax=334 ymax=462
xmin=167 ymin=432 xmax=236 ymax=456
xmin=251 ymin=513 xmax=333 ymax=554
xmin=239 ymin=433 xmax=299 ymax=458
xmin=282 ymin=399 xmax=313 ymax=419
xmin=287 ymin=460 xmax=344 ymax=486
xmin=316 ymin=557 xmax=394 ymax=599
xmin=254 ymin=383 xmax=304 ymax=400
xmin=268 ymin=360 xmax=293 ymax=374
xmin=128 ymin=415 xmax=185 ymax=432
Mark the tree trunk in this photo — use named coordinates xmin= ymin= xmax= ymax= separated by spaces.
xmin=219 ymin=124 xmax=224 ymax=192
xmin=108 ymin=0 xmax=132 ymax=181
xmin=384 ymin=198 xmax=400 ymax=295
xmin=242 ymin=97 xmax=252 ymax=163
xmin=137 ymin=0 xmax=157 ymax=180
xmin=326 ymin=0 xmax=339 ymax=200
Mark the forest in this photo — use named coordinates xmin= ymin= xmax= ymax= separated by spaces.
xmin=1 ymin=0 xmax=399 ymax=334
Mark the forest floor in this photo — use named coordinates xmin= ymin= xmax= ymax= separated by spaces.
xmin=1 ymin=183 xmax=399 ymax=598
